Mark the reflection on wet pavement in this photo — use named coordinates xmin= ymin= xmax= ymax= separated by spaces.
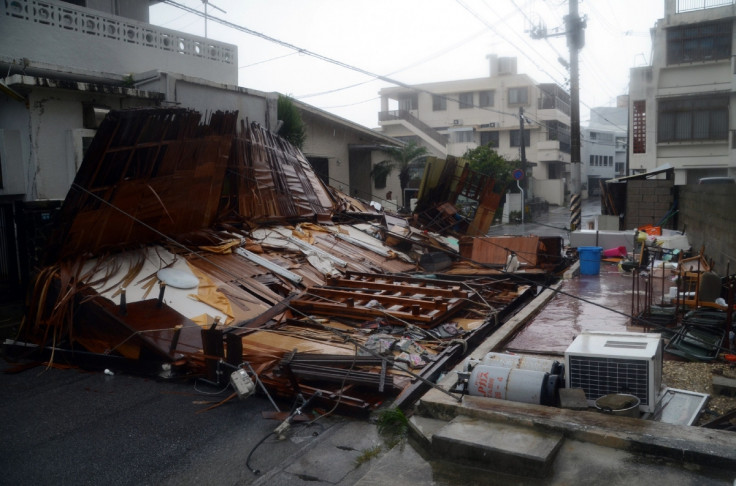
xmin=505 ymin=262 xmax=637 ymax=355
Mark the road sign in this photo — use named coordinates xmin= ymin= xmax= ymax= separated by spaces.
xmin=512 ymin=169 xmax=524 ymax=180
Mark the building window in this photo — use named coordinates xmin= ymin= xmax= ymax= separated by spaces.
xmin=479 ymin=90 xmax=495 ymax=107
xmin=510 ymin=129 xmax=530 ymax=147
xmin=432 ymin=95 xmax=446 ymax=111
xmin=658 ymin=95 xmax=729 ymax=142
xmin=589 ymin=155 xmax=594 ymax=166
xmin=399 ymin=94 xmax=418 ymax=111
xmin=508 ymin=87 xmax=528 ymax=105
xmin=546 ymin=120 xmax=571 ymax=153
xmin=615 ymin=162 xmax=625 ymax=174
xmin=548 ymin=162 xmax=563 ymax=179
xmin=452 ymin=130 xmax=474 ymax=143
xmin=633 ymin=100 xmax=646 ymax=153
xmin=459 ymin=92 xmax=473 ymax=109
xmin=667 ymin=20 xmax=732 ymax=64
xmin=480 ymin=131 xmax=499 ymax=147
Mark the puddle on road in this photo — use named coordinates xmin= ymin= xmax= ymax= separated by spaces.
xmin=505 ymin=266 xmax=644 ymax=355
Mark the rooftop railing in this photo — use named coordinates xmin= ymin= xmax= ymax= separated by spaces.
xmin=4 ymin=0 xmax=235 ymax=65
xmin=676 ymin=0 xmax=735 ymax=12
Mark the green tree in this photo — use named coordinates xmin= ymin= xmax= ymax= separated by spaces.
xmin=277 ymin=94 xmax=306 ymax=149
xmin=462 ymin=144 xmax=516 ymax=189
xmin=374 ymin=141 xmax=428 ymax=209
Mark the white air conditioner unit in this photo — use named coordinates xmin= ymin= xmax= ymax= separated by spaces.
xmin=452 ymin=119 xmax=462 ymax=125
xmin=488 ymin=122 xmax=496 ymax=128
xmin=565 ymin=331 xmax=663 ymax=413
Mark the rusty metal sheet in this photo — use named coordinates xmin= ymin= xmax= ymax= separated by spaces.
xmin=459 ymin=236 xmax=541 ymax=266
xmin=45 ymin=109 xmax=237 ymax=263
xmin=224 ymin=121 xmax=336 ymax=224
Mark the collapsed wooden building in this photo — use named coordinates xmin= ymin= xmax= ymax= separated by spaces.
xmin=16 ymin=108 xmax=562 ymax=413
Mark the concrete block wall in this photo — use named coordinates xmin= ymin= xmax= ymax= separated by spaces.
xmin=623 ymin=180 xmax=675 ymax=230
xmin=678 ymin=185 xmax=736 ymax=275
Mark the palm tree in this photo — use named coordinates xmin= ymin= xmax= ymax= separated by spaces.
xmin=372 ymin=141 xmax=428 ymax=209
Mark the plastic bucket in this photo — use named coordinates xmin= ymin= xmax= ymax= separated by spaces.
xmin=578 ymin=246 xmax=602 ymax=275
xmin=603 ymin=246 xmax=627 ymax=258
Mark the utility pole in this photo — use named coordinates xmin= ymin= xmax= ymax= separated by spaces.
xmin=201 ymin=0 xmax=226 ymax=39
xmin=519 ymin=106 xmax=527 ymax=223
xmin=566 ymin=0 xmax=585 ymax=231
xmin=528 ymin=0 xmax=586 ymax=231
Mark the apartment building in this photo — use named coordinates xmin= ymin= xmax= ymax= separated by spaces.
xmin=377 ymin=55 xmax=572 ymax=205
xmin=582 ymin=102 xmax=628 ymax=196
xmin=628 ymin=0 xmax=736 ymax=184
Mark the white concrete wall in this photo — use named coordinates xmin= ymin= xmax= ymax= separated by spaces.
xmin=136 ymin=73 xmax=276 ymax=129
xmin=533 ymin=178 xmax=565 ymax=206
xmin=1 ymin=0 xmax=236 ymax=85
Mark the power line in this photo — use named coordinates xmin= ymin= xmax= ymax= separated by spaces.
xmin=295 ymin=26 xmax=490 ymax=100
xmin=238 ymin=51 xmax=299 ymax=70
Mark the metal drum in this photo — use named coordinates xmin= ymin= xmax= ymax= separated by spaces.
xmin=468 ymin=365 xmax=560 ymax=406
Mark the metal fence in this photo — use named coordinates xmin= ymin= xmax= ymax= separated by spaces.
xmin=677 ymin=0 xmax=735 ymax=13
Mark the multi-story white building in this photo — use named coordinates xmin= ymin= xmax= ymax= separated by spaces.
xmin=377 ymin=55 xmax=571 ymax=205
xmin=628 ymin=0 xmax=736 ymax=184
xmin=582 ymin=101 xmax=628 ymax=196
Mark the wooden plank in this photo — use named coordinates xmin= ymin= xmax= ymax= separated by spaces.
xmin=323 ymin=277 xmax=468 ymax=298
xmin=307 ymin=287 xmax=457 ymax=311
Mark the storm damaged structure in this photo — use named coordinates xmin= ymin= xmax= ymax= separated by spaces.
xmin=12 ymin=107 xmax=556 ymax=413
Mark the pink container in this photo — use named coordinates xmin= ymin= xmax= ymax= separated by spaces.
xmin=603 ymin=246 xmax=627 ymax=258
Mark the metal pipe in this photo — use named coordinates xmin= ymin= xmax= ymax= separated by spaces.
xmin=235 ymin=248 xmax=303 ymax=284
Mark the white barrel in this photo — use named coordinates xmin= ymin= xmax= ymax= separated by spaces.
xmin=482 ymin=352 xmax=564 ymax=375
xmin=468 ymin=365 xmax=556 ymax=405
xmin=467 ymin=365 xmax=511 ymax=399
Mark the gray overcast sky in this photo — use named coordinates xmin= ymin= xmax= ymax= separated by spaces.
xmin=150 ymin=0 xmax=664 ymax=129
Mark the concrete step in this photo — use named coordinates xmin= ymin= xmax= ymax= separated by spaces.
xmin=407 ymin=415 xmax=447 ymax=449
xmin=430 ymin=415 xmax=564 ymax=478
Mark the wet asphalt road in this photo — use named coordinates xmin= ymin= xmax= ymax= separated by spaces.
xmin=0 ymin=360 xmax=361 ymax=486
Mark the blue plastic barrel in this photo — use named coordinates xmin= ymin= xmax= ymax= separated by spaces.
xmin=578 ymin=246 xmax=602 ymax=275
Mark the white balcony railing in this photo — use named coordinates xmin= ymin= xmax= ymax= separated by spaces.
xmin=4 ymin=0 xmax=234 ymax=65
xmin=676 ymin=0 xmax=735 ymax=13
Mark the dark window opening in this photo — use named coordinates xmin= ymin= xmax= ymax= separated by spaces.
xmin=432 ymin=95 xmax=447 ymax=111
xmin=479 ymin=90 xmax=495 ymax=107
xmin=667 ymin=20 xmax=732 ymax=64
xmin=510 ymin=129 xmax=530 ymax=147
xmin=308 ymin=157 xmax=329 ymax=186
xmin=508 ymin=87 xmax=528 ymax=105
xmin=658 ymin=95 xmax=728 ymax=142
xmin=459 ymin=92 xmax=473 ymax=109
xmin=480 ymin=131 xmax=499 ymax=147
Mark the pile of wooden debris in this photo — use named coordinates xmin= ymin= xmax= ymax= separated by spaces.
xmin=14 ymin=108 xmax=565 ymax=414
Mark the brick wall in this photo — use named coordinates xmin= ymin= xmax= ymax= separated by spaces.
xmin=678 ymin=185 xmax=736 ymax=274
xmin=623 ymin=179 xmax=675 ymax=230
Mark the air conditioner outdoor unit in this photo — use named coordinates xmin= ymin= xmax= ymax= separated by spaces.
xmin=453 ymin=119 xmax=462 ymax=125
xmin=565 ymin=331 xmax=663 ymax=413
